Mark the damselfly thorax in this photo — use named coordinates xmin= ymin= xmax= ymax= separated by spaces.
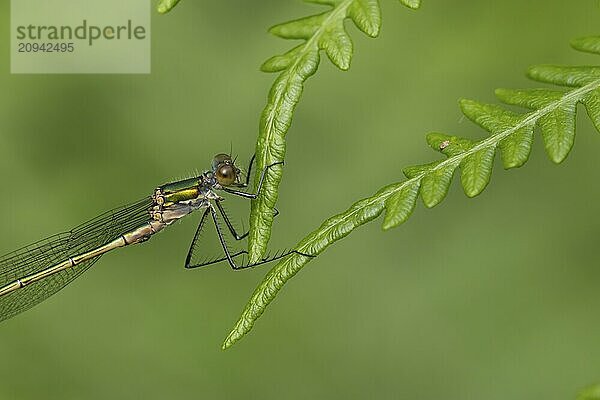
xmin=0 ymin=153 xmax=312 ymax=323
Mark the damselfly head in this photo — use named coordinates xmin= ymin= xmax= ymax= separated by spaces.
xmin=212 ymin=153 xmax=241 ymax=186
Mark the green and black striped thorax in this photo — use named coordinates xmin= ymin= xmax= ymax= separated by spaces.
xmin=150 ymin=153 xmax=243 ymax=221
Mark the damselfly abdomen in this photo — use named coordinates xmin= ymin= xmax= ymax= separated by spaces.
xmin=0 ymin=153 xmax=311 ymax=323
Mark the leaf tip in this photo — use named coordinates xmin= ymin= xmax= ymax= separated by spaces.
xmin=458 ymin=98 xmax=478 ymax=113
xmin=400 ymin=0 xmax=422 ymax=10
xmin=548 ymin=153 xmax=568 ymax=165
xmin=494 ymin=88 xmax=511 ymax=101
xmin=525 ymin=64 xmax=548 ymax=81
xmin=267 ymin=24 xmax=290 ymax=39
xmin=222 ymin=329 xmax=240 ymax=350
xmin=259 ymin=63 xmax=272 ymax=73
xmin=338 ymin=61 xmax=351 ymax=71
xmin=260 ymin=57 xmax=285 ymax=73
xmin=502 ymin=159 xmax=526 ymax=170
xmin=570 ymin=36 xmax=585 ymax=49
xmin=494 ymin=88 xmax=506 ymax=95
xmin=570 ymin=36 xmax=600 ymax=55
xmin=422 ymin=198 xmax=439 ymax=209
xmin=366 ymin=27 xmax=381 ymax=39
xmin=463 ymin=186 xmax=482 ymax=198
xmin=157 ymin=0 xmax=181 ymax=14
xmin=381 ymin=219 xmax=396 ymax=231
xmin=221 ymin=340 xmax=232 ymax=351
xmin=401 ymin=166 xmax=416 ymax=179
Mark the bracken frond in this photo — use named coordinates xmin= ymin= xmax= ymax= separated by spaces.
xmin=223 ymin=35 xmax=600 ymax=349
xmin=248 ymin=0 xmax=422 ymax=263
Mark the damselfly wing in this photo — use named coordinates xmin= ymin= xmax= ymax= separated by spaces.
xmin=0 ymin=198 xmax=152 ymax=322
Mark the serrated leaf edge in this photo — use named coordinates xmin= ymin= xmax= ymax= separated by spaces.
xmin=248 ymin=0 xmax=409 ymax=263
xmin=225 ymin=71 xmax=600 ymax=349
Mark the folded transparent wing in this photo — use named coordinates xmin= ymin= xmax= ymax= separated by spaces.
xmin=0 ymin=197 xmax=153 ymax=322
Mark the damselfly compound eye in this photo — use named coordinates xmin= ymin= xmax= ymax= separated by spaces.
xmin=216 ymin=165 xmax=237 ymax=186
xmin=212 ymin=153 xmax=232 ymax=171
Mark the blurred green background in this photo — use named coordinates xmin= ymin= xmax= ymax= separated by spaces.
xmin=0 ymin=1 xmax=599 ymax=399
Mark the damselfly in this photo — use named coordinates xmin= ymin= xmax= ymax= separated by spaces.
xmin=0 ymin=154 xmax=311 ymax=323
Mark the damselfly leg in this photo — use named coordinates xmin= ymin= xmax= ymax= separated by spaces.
xmin=215 ymin=200 xmax=248 ymax=241
xmin=184 ymin=204 xmax=291 ymax=270
xmin=215 ymin=200 xmax=279 ymax=241
xmin=184 ymin=207 xmax=210 ymax=269
xmin=185 ymin=204 xmax=312 ymax=270
xmin=222 ymin=160 xmax=284 ymax=199
xmin=185 ymin=160 xmax=306 ymax=270
xmin=240 ymin=154 xmax=255 ymax=188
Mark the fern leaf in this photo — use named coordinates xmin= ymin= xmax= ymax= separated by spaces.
xmin=224 ymin=195 xmax=386 ymax=349
xmin=223 ymin=35 xmax=600 ymax=349
xmin=460 ymin=147 xmax=496 ymax=198
xmin=248 ymin=0 xmax=422 ymax=263
xmin=495 ymin=88 xmax=576 ymax=163
xmin=399 ymin=0 xmax=421 ymax=9
xmin=460 ymin=98 xmax=533 ymax=169
xmin=157 ymin=0 xmax=181 ymax=14
xmin=528 ymin=65 xmax=600 ymax=87
xmin=538 ymin=103 xmax=577 ymax=163
xmin=498 ymin=124 xmax=534 ymax=169
xmin=269 ymin=14 xmax=328 ymax=40
xmin=424 ymin=131 xmax=495 ymax=198
xmin=349 ymin=0 xmax=382 ymax=37
xmin=426 ymin=133 xmax=474 ymax=156
xmin=572 ymin=36 xmax=600 ymax=55
xmin=460 ymin=99 xmax=522 ymax=132
xmin=382 ymin=180 xmax=420 ymax=230
xmin=419 ymin=163 xmax=457 ymax=207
